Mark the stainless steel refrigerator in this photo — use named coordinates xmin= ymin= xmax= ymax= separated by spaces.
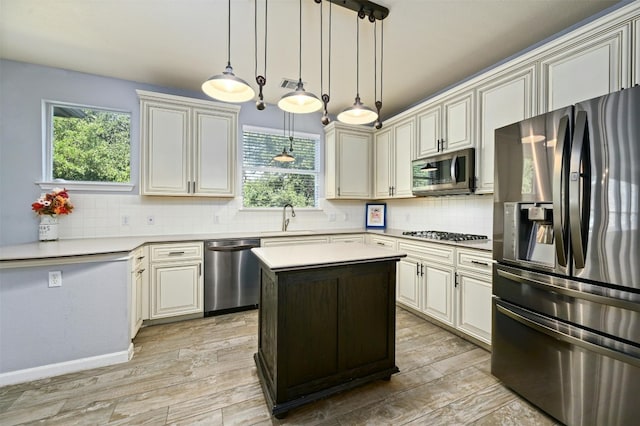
xmin=492 ymin=85 xmax=640 ymax=425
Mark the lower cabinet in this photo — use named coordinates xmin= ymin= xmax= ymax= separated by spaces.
xmin=149 ymin=242 xmax=203 ymax=319
xmin=395 ymin=240 xmax=493 ymax=345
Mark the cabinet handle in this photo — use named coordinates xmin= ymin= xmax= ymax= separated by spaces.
xmin=136 ymin=256 xmax=145 ymax=260
xmin=168 ymin=251 xmax=185 ymax=256
xmin=416 ymin=262 xmax=420 ymax=276
xmin=437 ymin=139 xmax=440 ymax=152
xmin=377 ymin=242 xmax=386 ymax=246
xmin=192 ymin=181 xmax=196 ymax=193
xmin=198 ymin=264 xmax=202 ymax=276
xmin=338 ymin=187 xmax=340 ymax=196
xmin=137 ymin=268 xmax=145 ymax=274
xmin=420 ymin=263 xmax=424 ymax=276
xmin=471 ymin=260 xmax=489 ymax=266
xmin=388 ymin=186 xmax=391 ymax=196
xmin=441 ymin=139 xmax=445 ymax=151
xmin=455 ymin=272 xmax=459 ymax=287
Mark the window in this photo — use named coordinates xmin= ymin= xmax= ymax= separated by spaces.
xmin=242 ymin=125 xmax=319 ymax=208
xmin=42 ymin=102 xmax=132 ymax=190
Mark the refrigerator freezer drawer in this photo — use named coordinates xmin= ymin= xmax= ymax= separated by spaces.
xmin=492 ymin=299 xmax=640 ymax=426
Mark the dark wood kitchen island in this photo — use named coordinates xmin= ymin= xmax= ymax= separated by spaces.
xmin=251 ymin=242 xmax=406 ymax=418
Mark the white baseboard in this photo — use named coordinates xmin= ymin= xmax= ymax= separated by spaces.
xmin=0 ymin=344 xmax=134 ymax=387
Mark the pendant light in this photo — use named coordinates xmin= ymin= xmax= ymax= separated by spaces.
xmin=274 ymin=112 xmax=295 ymax=162
xmin=338 ymin=15 xmax=378 ymax=125
xmin=278 ymin=0 xmax=322 ymax=114
xmin=202 ymin=0 xmax=255 ymax=103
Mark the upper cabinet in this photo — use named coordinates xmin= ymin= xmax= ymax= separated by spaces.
xmin=138 ymin=90 xmax=239 ymax=197
xmin=539 ymin=23 xmax=632 ymax=112
xmin=475 ymin=64 xmax=537 ymax=194
xmin=415 ymin=90 xmax=474 ymax=158
xmin=374 ymin=118 xmax=414 ymax=199
xmin=325 ymin=122 xmax=372 ymax=199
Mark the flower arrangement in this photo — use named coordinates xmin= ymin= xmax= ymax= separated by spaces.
xmin=32 ymin=188 xmax=74 ymax=216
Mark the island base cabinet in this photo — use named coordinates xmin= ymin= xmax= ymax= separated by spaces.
xmin=255 ymin=261 xmax=399 ymax=418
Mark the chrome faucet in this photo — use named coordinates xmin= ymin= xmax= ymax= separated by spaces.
xmin=282 ymin=203 xmax=296 ymax=231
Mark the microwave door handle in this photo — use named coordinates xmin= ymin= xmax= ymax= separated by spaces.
xmin=553 ymin=115 xmax=570 ymax=267
xmin=569 ymin=111 xmax=591 ymax=270
xmin=450 ymin=155 xmax=458 ymax=182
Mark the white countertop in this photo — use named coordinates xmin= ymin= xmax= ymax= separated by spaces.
xmin=0 ymin=228 xmax=492 ymax=263
xmin=252 ymin=242 xmax=406 ymax=272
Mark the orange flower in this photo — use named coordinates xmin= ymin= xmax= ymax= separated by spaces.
xmin=32 ymin=189 xmax=74 ymax=216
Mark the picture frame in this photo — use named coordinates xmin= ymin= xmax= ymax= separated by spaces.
xmin=365 ymin=203 xmax=387 ymax=229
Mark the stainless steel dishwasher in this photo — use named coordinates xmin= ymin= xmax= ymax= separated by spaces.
xmin=204 ymin=238 xmax=261 ymax=315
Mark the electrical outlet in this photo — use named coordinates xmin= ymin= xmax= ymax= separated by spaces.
xmin=121 ymin=215 xmax=130 ymax=226
xmin=343 ymin=213 xmax=349 ymax=221
xmin=213 ymin=215 xmax=220 ymax=224
xmin=329 ymin=213 xmax=336 ymax=222
xmin=147 ymin=215 xmax=155 ymax=225
xmin=49 ymin=271 xmax=62 ymax=287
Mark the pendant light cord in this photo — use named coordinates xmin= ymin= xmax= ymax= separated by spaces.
xmin=355 ymin=15 xmax=360 ymax=96
xmin=381 ymin=19 xmax=384 ymax=102
xmin=254 ymin=0 xmax=268 ymax=78
xmin=227 ymin=0 xmax=231 ymax=66
xmin=374 ymin=20 xmax=377 ymax=101
xmin=298 ymin=0 xmax=302 ymax=80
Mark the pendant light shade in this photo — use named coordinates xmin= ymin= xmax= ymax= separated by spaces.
xmin=338 ymin=15 xmax=377 ymax=125
xmin=202 ymin=64 xmax=255 ymax=102
xmin=273 ymin=147 xmax=295 ymax=162
xmin=338 ymin=95 xmax=378 ymax=125
xmin=278 ymin=79 xmax=323 ymax=113
xmin=274 ymin=112 xmax=296 ymax=162
xmin=202 ymin=0 xmax=255 ymax=103
xmin=278 ymin=0 xmax=321 ymax=114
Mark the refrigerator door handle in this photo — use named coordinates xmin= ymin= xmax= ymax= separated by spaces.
xmin=553 ymin=115 xmax=571 ymax=267
xmin=495 ymin=302 xmax=640 ymax=368
xmin=569 ymin=111 xmax=592 ymax=270
xmin=496 ymin=267 xmax=640 ymax=311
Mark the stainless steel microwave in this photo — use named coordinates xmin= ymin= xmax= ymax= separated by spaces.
xmin=411 ymin=148 xmax=476 ymax=196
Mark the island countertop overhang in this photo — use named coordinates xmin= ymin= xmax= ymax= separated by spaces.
xmin=251 ymin=242 xmax=406 ymax=272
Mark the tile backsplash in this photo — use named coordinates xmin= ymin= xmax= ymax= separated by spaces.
xmin=54 ymin=194 xmax=494 ymax=240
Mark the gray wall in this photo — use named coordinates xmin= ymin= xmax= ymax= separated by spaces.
xmin=0 ymin=59 xmax=325 ymax=245
xmin=0 ymin=258 xmax=129 ymax=373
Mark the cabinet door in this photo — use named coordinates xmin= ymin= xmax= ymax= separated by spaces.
xmin=374 ymin=129 xmax=392 ymax=198
xmin=397 ymin=256 xmax=421 ymax=310
xmin=337 ymin=131 xmax=371 ymax=198
xmin=540 ymin=24 xmax=631 ymax=111
xmin=422 ymin=263 xmax=455 ymax=326
xmin=393 ymin=118 xmax=415 ymax=197
xmin=142 ymin=103 xmax=191 ymax=195
xmin=443 ymin=91 xmax=474 ymax=152
xmin=130 ymin=269 xmax=143 ymax=338
xmin=476 ymin=65 xmax=536 ymax=193
xmin=632 ymin=19 xmax=640 ymax=85
xmin=416 ymin=105 xmax=440 ymax=158
xmin=150 ymin=262 xmax=202 ymax=318
xmin=457 ymin=271 xmax=492 ymax=344
xmin=193 ymin=108 xmax=235 ymax=196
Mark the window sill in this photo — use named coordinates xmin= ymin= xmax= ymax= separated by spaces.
xmin=36 ymin=181 xmax=135 ymax=193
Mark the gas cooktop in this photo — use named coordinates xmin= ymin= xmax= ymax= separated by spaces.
xmin=402 ymin=231 xmax=489 ymax=242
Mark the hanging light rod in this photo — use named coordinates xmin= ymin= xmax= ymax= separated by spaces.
xmin=323 ymin=0 xmax=389 ymax=21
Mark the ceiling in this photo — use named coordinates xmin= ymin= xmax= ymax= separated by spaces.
xmin=0 ymin=0 xmax=622 ymax=120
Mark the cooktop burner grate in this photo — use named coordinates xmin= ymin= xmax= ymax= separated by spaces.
xmin=402 ymin=230 xmax=488 ymax=242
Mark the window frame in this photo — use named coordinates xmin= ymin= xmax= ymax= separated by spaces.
xmin=38 ymin=100 xmax=134 ymax=192
xmin=241 ymin=124 xmax=321 ymax=209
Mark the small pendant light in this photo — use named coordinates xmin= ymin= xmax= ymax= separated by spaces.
xmin=338 ymin=15 xmax=378 ymax=125
xmin=202 ymin=0 xmax=255 ymax=103
xmin=274 ymin=112 xmax=295 ymax=162
xmin=278 ymin=0 xmax=322 ymax=114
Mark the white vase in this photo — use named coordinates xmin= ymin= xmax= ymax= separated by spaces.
xmin=39 ymin=215 xmax=59 ymax=241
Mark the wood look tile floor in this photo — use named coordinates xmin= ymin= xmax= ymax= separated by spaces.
xmin=0 ymin=308 xmax=558 ymax=425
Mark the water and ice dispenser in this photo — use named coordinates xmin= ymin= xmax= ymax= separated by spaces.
xmin=503 ymin=202 xmax=556 ymax=268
